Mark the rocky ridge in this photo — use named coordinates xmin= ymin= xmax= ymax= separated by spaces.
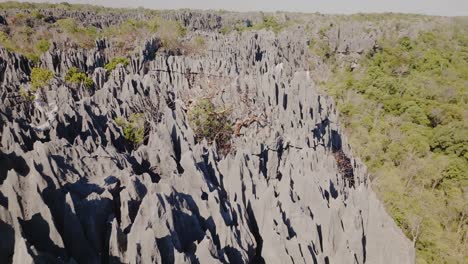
xmin=0 ymin=8 xmax=417 ymax=264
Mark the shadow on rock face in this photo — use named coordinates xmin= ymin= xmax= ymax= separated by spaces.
xmin=170 ymin=192 xmax=205 ymax=253
xmin=128 ymin=157 xmax=161 ymax=183
xmin=0 ymin=219 xmax=14 ymax=264
xmin=196 ymin=151 xmax=221 ymax=191
xmin=246 ymin=203 xmax=265 ymax=264
xmin=108 ymin=255 xmax=125 ymax=264
xmin=36 ymin=168 xmax=106 ymax=263
xmin=0 ymin=151 xmax=30 ymax=184
xmin=156 ymin=235 xmax=175 ymax=264
xmin=171 ymin=125 xmax=185 ymax=174
xmin=18 ymin=213 xmax=67 ymax=260
xmin=331 ymin=130 xmax=342 ymax=152
xmin=50 ymin=155 xmax=81 ymax=178
xmin=63 ymin=177 xmax=104 ymax=198
xmin=0 ymin=192 xmax=8 ymax=209
xmin=224 ymin=246 xmax=244 ymax=264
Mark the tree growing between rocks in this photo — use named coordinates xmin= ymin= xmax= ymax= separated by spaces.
xmin=188 ymin=98 xmax=233 ymax=154
xmin=65 ymin=67 xmax=93 ymax=89
xmin=105 ymin=57 xmax=130 ymax=72
xmin=115 ymin=113 xmax=145 ymax=146
xmin=30 ymin=67 xmax=54 ymax=91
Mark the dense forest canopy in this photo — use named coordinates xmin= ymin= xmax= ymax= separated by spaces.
xmin=323 ymin=19 xmax=467 ymax=263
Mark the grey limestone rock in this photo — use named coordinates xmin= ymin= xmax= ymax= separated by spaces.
xmin=0 ymin=8 xmax=417 ymax=264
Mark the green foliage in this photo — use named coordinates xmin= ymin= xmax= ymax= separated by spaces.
xmin=19 ymin=86 xmax=35 ymax=101
xmin=57 ymin=18 xmax=79 ymax=34
xmin=194 ymin=36 xmax=205 ymax=47
xmin=0 ymin=1 xmax=38 ymax=9
xmin=1 ymin=32 xmax=50 ymax=63
xmin=114 ymin=114 xmax=145 ymax=145
xmin=31 ymin=10 xmax=44 ymax=20
xmin=30 ymin=67 xmax=54 ymax=91
xmin=318 ymin=25 xmax=331 ymax=38
xmin=252 ymin=16 xmax=287 ymax=33
xmin=0 ymin=1 xmax=157 ymax=14
xmin=105 ymin=57 xmax=130 ymax=72
xmin=219 ymin=25 xmax=231 ymax=35
xmin=97 ymin=17 xmax=187 ymax=54
xmin=0 ymin=31 xmax=16 ymax=52
xmin=431 ymin=122 xmax=468 ymax=159
xmin=36 ymin=39 xmax=50 ymax=53
xmin=309 ymin=38 xmax=332 ymax=59
xmin=1 ymin=4 xmax=190 ymax=56
xmin=25 ymin=53 xmax=40 ymax=64
xmin=65 ymin=67 xmax=93 ymax=89
xmin=220 ymin=17 xmax=289 ymax=35
xmin=219 ymin=19 xmax=252 ymax=34
xmin=188 ymin=99 xmax=233 ymax=151
xmin=0 ymin=14 xmax=54 ymax=62
xmin=308 ymin=24 xmax=335 ymax=61
xmin=55 ymin=18 xmax=98 ymax=48
xmin=324 ymin=24 xmax=468 ymax=263
xmin=156 ymin=18 xmax=187 ymax=50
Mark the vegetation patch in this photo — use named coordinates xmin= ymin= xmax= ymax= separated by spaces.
xmin=188 ymin=98 xmax=233 ymax=153
xmin=220 ymin=16 xmax=290 ymax=34
xmin=99 ymin=17 xmax=187 ymax=54
xmin=252 ymin=16 xmax=287 ymax=33
xmin=0 ymin=14 xmax=52 ymax=62
xmin=56 ymin=18 xmax=98 ymax=48
xmin=105 ymin=57 xmax=130 ymax=72
xmin=0 ymin=6 xmax=190 ymax=58
xmin=308 ymin=38 xmax=332 ymax=60
xmin=35 ymin=39 xmax=50 ymax=53
xmin=65 ymin=67 xmax=93 ymax=88
xmin=19 ymin=86 xmax=35 ymax=101
xmin=115 ymin=114 xmax=145 ymax=145
xmin=324 ymin=24 xmax=468 ymax=263
xmin=333 ymin=149 xmax=355 ymax=187
xmin=30 ymin=67 xmax=54 ymax=91
xmin=0 ymin=31 xmax=16 ymax=52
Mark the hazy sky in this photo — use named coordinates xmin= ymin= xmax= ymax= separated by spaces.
xmin=14 ymin=0 xmax=468 ymax=16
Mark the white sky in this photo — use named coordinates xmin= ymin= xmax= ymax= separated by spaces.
xmin=9 ymin=0 xmax=468 ymax=16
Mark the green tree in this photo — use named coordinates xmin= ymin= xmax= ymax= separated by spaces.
xmin=36 ymin=39 xmax=50 ymax=53
xmin=323 ymin=24 xmax=468 ymax=263
xmin=31 ymin=67 xmax=54 ymax=90
xmin=114 ymin=114 xmax=145 ymax=145
xmin=65 ymin=67 xmax=93 ymax=88
xmin=105 ymin=57 xmax=130 ymax=71
xmin=188 ymin=98 xmax=233 ymax=150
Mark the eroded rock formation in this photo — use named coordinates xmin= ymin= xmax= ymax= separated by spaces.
xmin=0 ymin=8 xmax=415 ymax=264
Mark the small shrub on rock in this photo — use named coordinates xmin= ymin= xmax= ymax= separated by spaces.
xmin=19 ymin=86 xmax=35 ymax=101
xmin=155 ymin=18 xmax=187 ymax=51
xmin=194 ymin=36 xmax=205 ymax=48
xmin=252 ymin=16 xmax=286 ymax=33
xmin=31 ymin=11 xmax=44 ymax=20
xmin=188 ymin=98 xmax=233 ymax=152
xmin=105 ymin=57 xmax=130 ymax=72
xmin=65 ymin=67 xmax=93 ymax=88
xmin=114 ymin=114 xmax=145 ymax=145
xmin=36 ymin=39 xmax=50 ymax=53
xmin=56 ymin=18 xmax=78 ymax=34
xmin=55 ymin=18 xmax=97 ymax=48
xmin=31 ymin=67 xmax=54 ymax=91
xmin=0 ymin=31 xmax=16 ymax=52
